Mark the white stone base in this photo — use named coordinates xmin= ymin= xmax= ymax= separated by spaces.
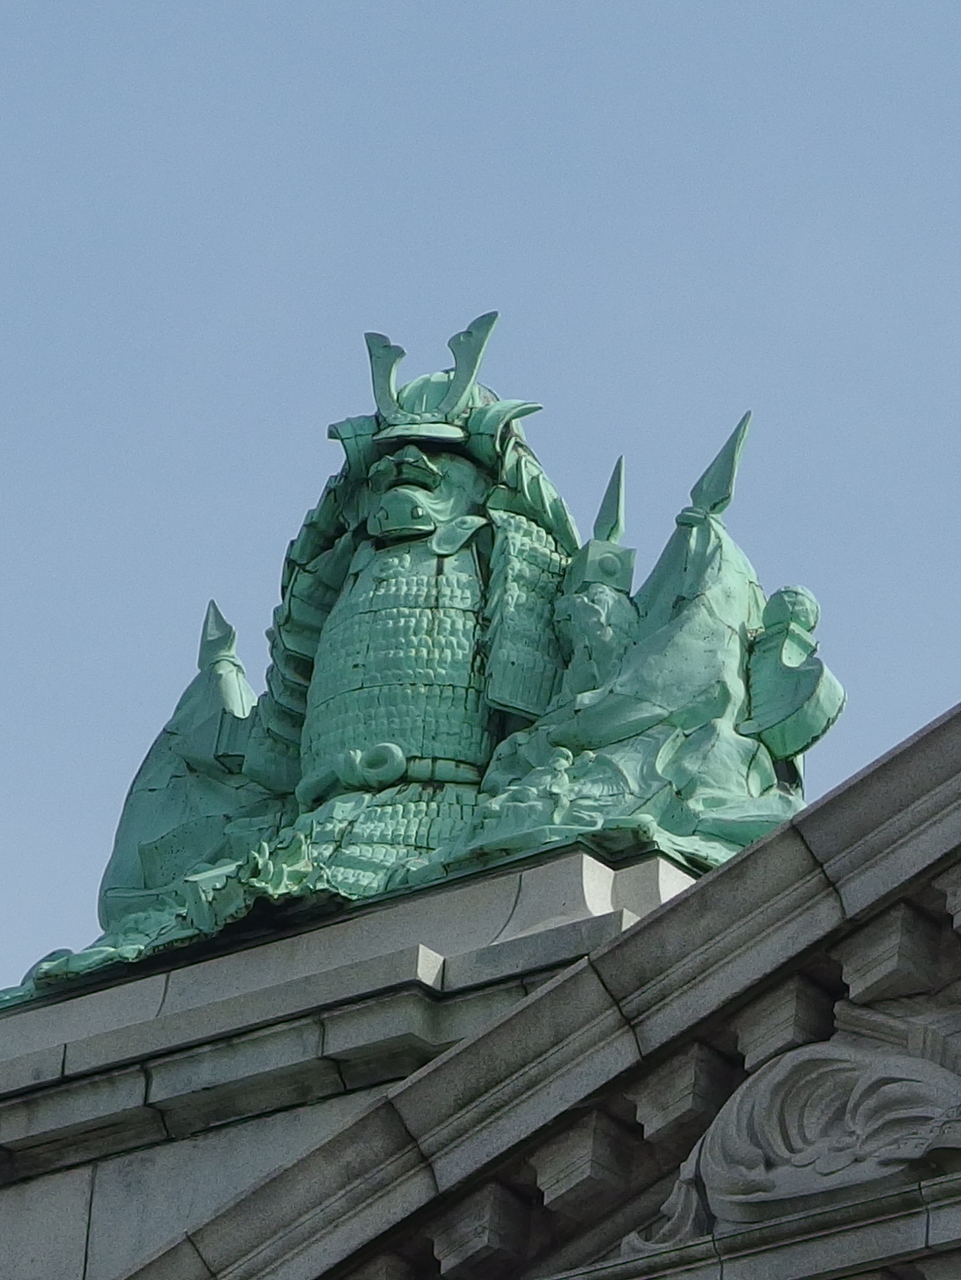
xmin=0 ymin=850 xmax=692 ymax=1280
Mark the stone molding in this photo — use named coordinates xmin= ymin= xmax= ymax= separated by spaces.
xmin=556 ymin=1176 xmax=961 ymax=1279
xmin=0 ymin=846 xmax=672 ymax=1099
xmin=13 ymin=701 xmax=961 ymax=1279
xmin=0 ymin=855 xmax=667 ymax=1180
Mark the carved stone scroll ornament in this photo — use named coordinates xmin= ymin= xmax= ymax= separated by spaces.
xmin=625 ymin=1021 xmax=961 ymax=1253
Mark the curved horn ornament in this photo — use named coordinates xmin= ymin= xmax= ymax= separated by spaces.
xmin=364 ymin=331 xmax=410 ymax=424
xmin=436 ymin=311 xmax=499 ymax=419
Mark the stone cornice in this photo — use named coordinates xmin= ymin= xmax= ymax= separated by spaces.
xmin=113 ymin=702 xmax=961 ymax=1279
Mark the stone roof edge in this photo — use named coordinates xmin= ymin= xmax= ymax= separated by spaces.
xmin=551 ymin=1171 xmax=961 ymax=1280
xmin=121 ymin=700 xmax=961 ymax=1280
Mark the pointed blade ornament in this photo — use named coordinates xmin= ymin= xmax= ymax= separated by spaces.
xmin=593 ymin=456 xmax=626 ymax=543
xmin=689 ymin=412 xmax=752 ymax=515
xmin=198 ymin=599 xmax=238 ymax=670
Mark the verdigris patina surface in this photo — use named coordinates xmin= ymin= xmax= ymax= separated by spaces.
xmin=3 ymin=313 xmax=843 ymax=1003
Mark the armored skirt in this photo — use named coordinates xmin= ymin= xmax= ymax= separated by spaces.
xmin=298 ymin=537 xmax=495 ymax=894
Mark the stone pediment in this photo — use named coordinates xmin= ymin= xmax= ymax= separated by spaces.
xmin=6 ymin=700 xmax=957 ymax=1278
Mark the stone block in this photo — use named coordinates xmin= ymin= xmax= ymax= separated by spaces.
xmin=428 ymin=1182 xmax=529 ymax=1278
xmin=389 ymin=958 xmax=639 ymax=1192
xmin=619 ymin=1235 xmax=723 ymax=1280
xmin=492 ymin=852 xmax=618 ymax=942
xmin=0 ymin=1043 xmax=65 ymax=1099
xmin=795 ymin=703 xmax=961 ymax=918
xmin=323 ymin=985 xmax=525 ymax=1090
xmin=443 ymin=911 xmax=634 ymax=991
xmin=528 ymin=1109 xmax=637 ymax=1221
xmin=731 ymin=975 xmax=835 ymax=1071
xmin=922 ymin=1173 xmax=961 ymax=1260
xmin=590 ymin=823 xmax=843 ymax=1052
xmin=85 ymin=1091 xmax=383 ymax=1280
xmin=715 ymin=1183 xmax=928 ymax=1280
xmin=159 ymin=932 xmax=444 ymax=1019
xmin=348 ymin=1256 xmax=416 ymax=1280
xmin=622 ymin=1042 xmax=735 ymax=1164
xmin=0 ymin=1163 xmax=93 ymax=1280
xmin=832 ymin=902 xmax=943 ymax=1003
xmin=456 ymin=852 xmax=691 ymax=954
xmin=324 ymin=989 xmax=447 ymax=1067
xmin=146 ymin=1016 xmax=343 ymax=1135
xmin=0 ymin=1065 xmax=165 ymax=1177
xmin=0 ymin=973 xmax=165 ymax=1068
xmin=909 ymin=1253 xmax=961 ymax=1279
xmin=65 ymin=943 xmax=444 ymax=1076
xmin=934 ymin=861 xmax=961 ymax=933
xmin=126 ymin=1238 xmax=214 ymax=1280
xmin=187 ymin=1098 xmax=434 ymax=1278
xmin=610 ymin=856 xmax=696 ymax=916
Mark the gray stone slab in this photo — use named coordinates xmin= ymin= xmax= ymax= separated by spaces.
xmin=0 ymin=849 xmax=682 ymax=1104
xmin=149 ymin=873 xmax=522 ymax=1034
xmin=85 ymin=1090 xmax=383 ymax=1280
xmin=795 ymin=701 xmax=961 ymax=917
xmin=0 ymin=1042 xmax=65 ymax=1099
xmin=923 ymin=1170 xmax=961 ymax=1257
xmin=65 ymin=944 xmax=444 ymax=1076
xmin=443 ymin=911 xmax=634 ymax=991
xmin=159 ymin=930 xmax=443 ymax=1017
xmin=437 ymin=852 xmax=688 ymax=955
xmin=322 ymin=984 xmax=527 ymax=1090
xmin=590 ymin=823 xmax=844 ymax=1053
xmin=0 ymin=973 xmax=166 ymax=1066
xmin=146 ymin=1017 xmax=343 ymax=1136
xmin=491 ymin=852 xmax=618 ymax=942
xmin=611 ymin=856 xmax=696 ymax=917
xmin=593 ymin=1241 xmax=723 ymax=1280
xmin=128 ymin=1238 xmax=213 ymax=1280
xmin=147 ymin=1016 xmax=322 ymax=1099
xmin=0 ymin=977 xmax=531 ymax=1168
xmin=716 ymin=1198 xmax=928 ymax=1280
xmin=0 ymin=1065 xmax=166 ymax=1178
xmin=188 ymin=1098 xmax=435 ymax=1279
xmin=341 ymin=871 xmax=523 ymax=956
xmin=913 ymin=1254 xmax=961 ymax=1280
xmin=0 ymin=1063 xmax=150 ymax=1148
xmin=0 ymin=1163 xmax=93 ymax=1280
xmin=0 ymin=849 xmax=689 ymax=1123
xmin=389 ymin=958 xmax=640 ymax=1192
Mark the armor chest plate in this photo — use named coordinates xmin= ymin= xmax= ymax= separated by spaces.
xmin=301 ymin=539 xmax=493 ymax=774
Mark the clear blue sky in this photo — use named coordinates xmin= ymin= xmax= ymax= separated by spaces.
xmin=2 ymin=2 xmax=960 ymax=987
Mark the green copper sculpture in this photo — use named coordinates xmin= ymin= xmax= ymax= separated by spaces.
xmin=2 ymin=314 xmax=844 ymax=1004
